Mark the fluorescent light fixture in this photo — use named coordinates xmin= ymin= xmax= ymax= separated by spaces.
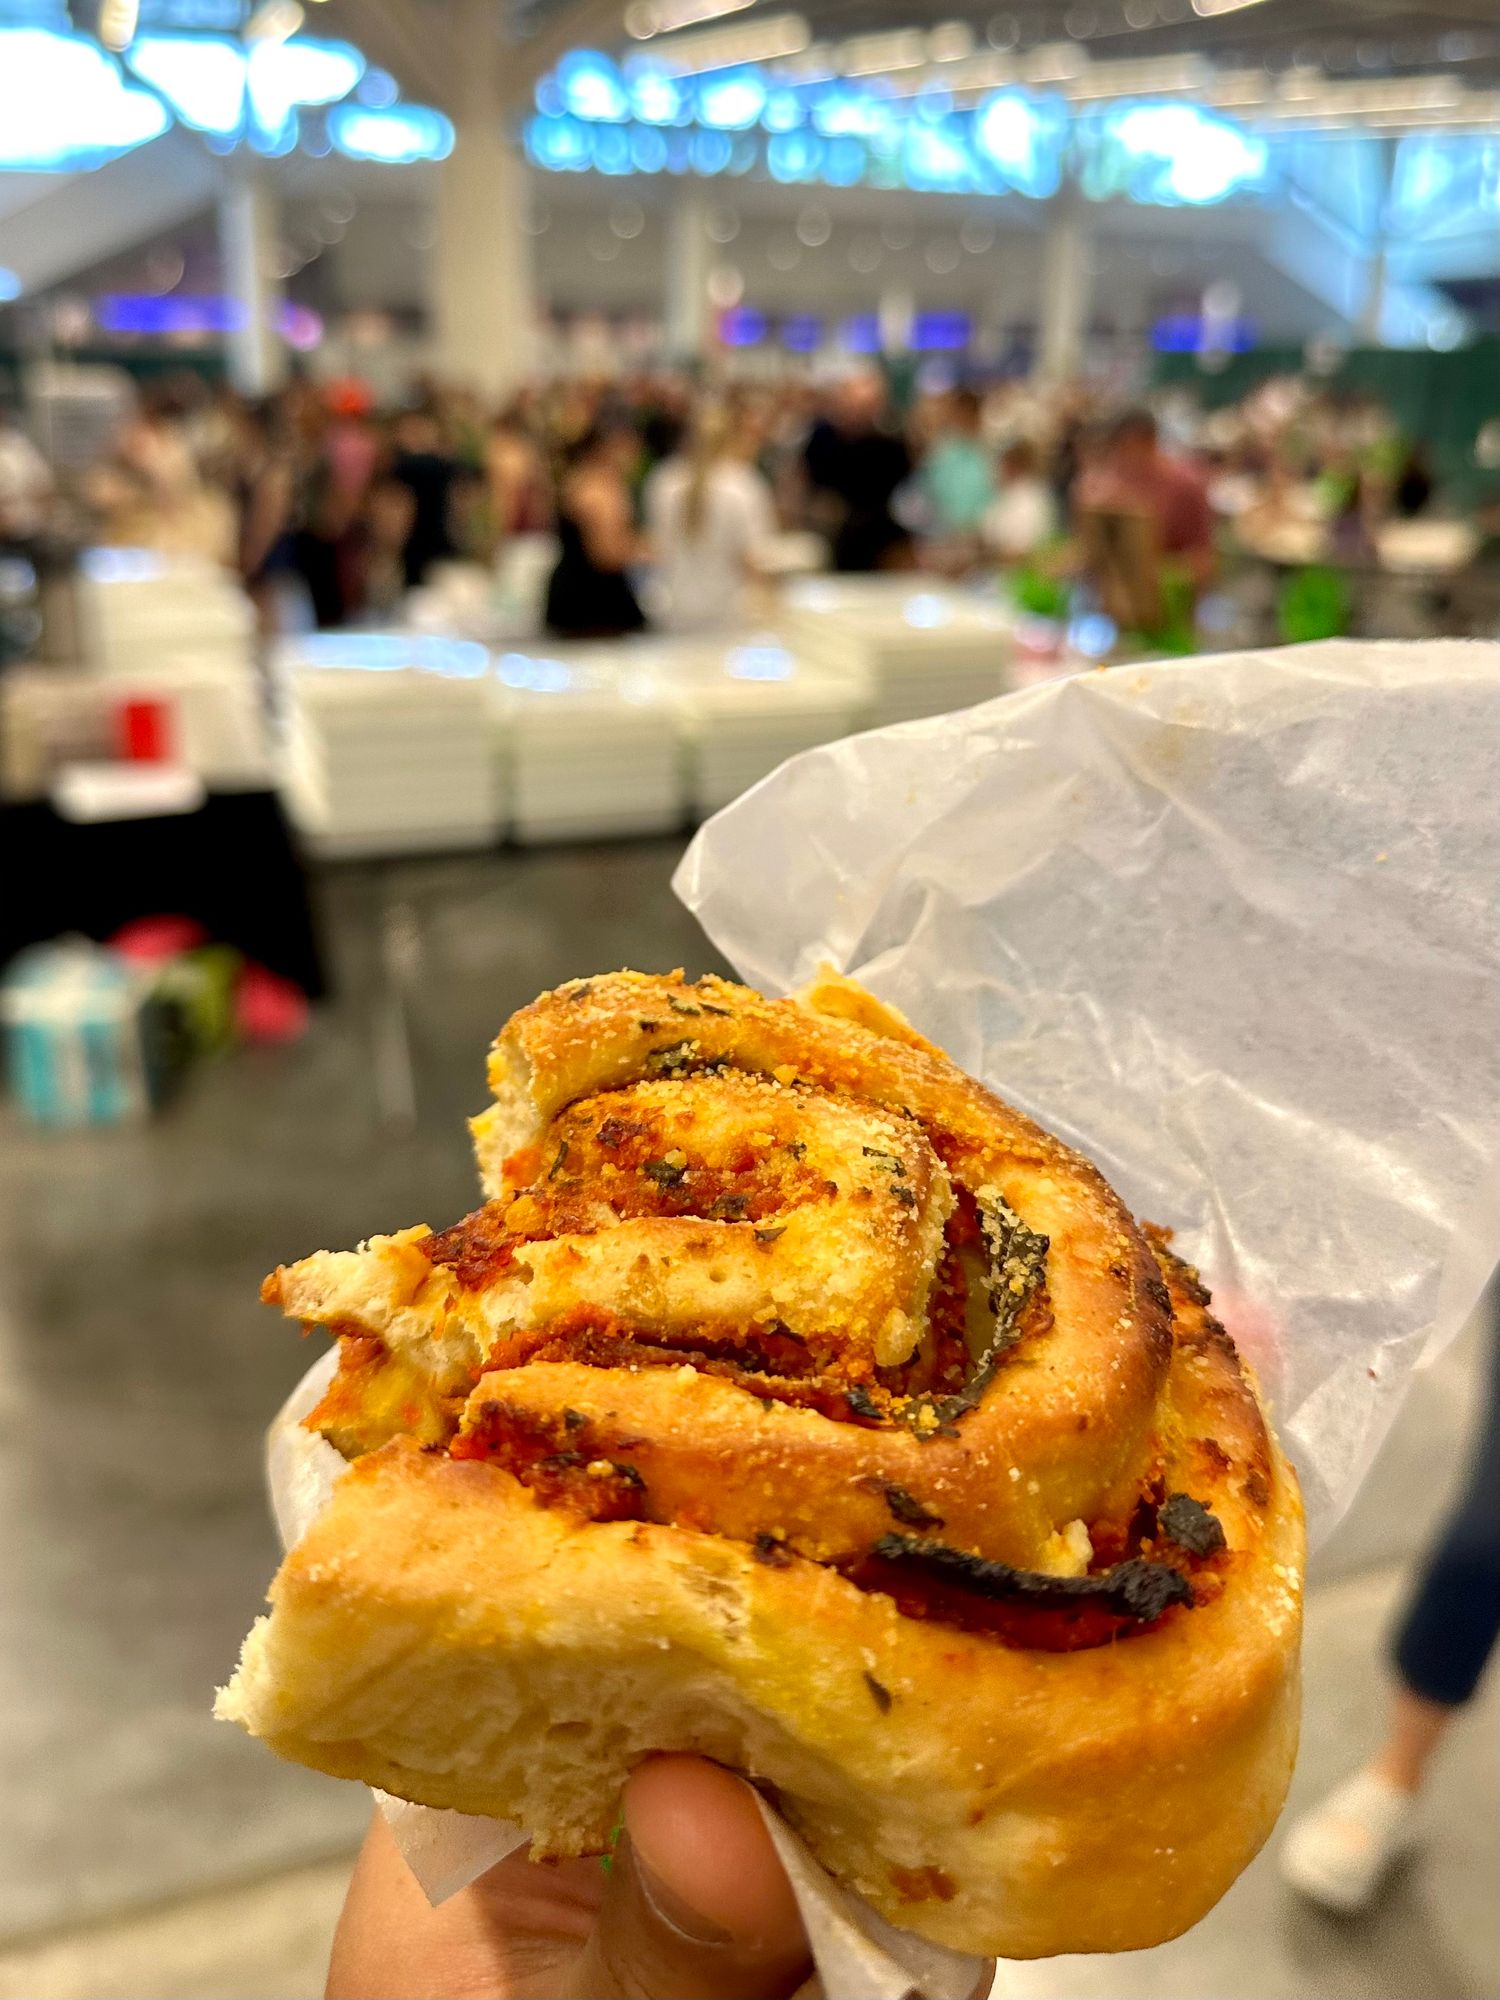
xmin=838 ymin=30 xmax=927 ymax=77
xmin=626 ymin=0 xmax=754 ymax=40
xmin=127 ymin=34 xmax=246 ymax=135
xmin=650 ymin=14 xmax=809 ymax=74
xmin=0 ymin=27 xmax=170 ymax=170
xmin=1023 ymin=40 xmax=1087 ymax=82
xmin=327 ymin=101 xmax=454 ymax=160
xmin=1191 ymin=0 xmax=1269 ymax=16
xmin=927 ymin=22 xmax=976 ymax=62
xmin=697 ymin=69 xmax=767 ymax=127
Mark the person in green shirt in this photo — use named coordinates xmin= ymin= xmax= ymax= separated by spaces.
xmin=919 ymin=387 xmax=996 ymax=539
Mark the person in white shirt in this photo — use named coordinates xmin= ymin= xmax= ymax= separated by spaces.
xmin=980 ymin=438 xmax=1058 ymax=565
xmin=644 ymin=403 xmax=777 ymax=633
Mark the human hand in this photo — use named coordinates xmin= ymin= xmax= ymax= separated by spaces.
xmin=326 ymin=1755 xmax=814 ymax=2000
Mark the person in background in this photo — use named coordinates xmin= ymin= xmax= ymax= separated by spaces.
xmin=360 ymin=475 xmax=418 ymax=624
xmin=322 ymin=379 xmax=380 ymax=621
xmin=544 ymin=421 xmax=648 ymax=639
xmin=84 ymin=384 xmax=234 ymax=563
xmin=233 ymin=397 xmax=298 ymax=637
xmin=1393 ymin=443 xmax=1435 ymax=521
xmin=918 ymin=387 xmax=996 ymax=546
xmin=1283 ymin=1285 xmax=1499 ymax=1912
xmin=643 ymin=401 xmax=775 ymax=633
xmin=802 ymin=371 xmax=913 ymax=573
xmin=388 ymin=405 xmax=460 ymax=590
xmin=486 ymin=403 xmax=552 ymax=542
xmin=981 ymin=439 xmax=1058 ymax=565
xmin=1074 ymin=407 xmax=1215 ymax=634
xmin=0 ymin=402 xmax=54 ymax=548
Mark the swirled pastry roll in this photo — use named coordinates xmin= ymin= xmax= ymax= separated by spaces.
xmin=218 ymin=969 xmax=1304 ymax=1959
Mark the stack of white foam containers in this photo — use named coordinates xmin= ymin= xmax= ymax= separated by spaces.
xmin=275 ymin=633 xmax=502 ymax=858
xmin=654 ymin=636 xmax=866 ymax=818
xmin=73 ymin=548 xmax=266 ymax=783
xmin=492 ymin=646 xmax=683 ymax=843
xmin=777 ymin=577 xmax=1015 ymax=729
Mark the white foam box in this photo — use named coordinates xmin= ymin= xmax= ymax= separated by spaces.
xmin=650 ymin=635 xmax=867 ymax=818
xmin=776 ymin=578 xmax=1016 ymax=728
xmin=492 ymin=646 xmax=683 ymax=843
xmin=76 ymin=547 xmax=255 ymax=675
xmin=274 ymin=633 xmax=503 ymax=858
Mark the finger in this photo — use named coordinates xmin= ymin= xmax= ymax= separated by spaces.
xmin=565 ymin=1755 xmax=812 ymax=2000
xmin=328 ymin=1810 xmax=600 ymax=2000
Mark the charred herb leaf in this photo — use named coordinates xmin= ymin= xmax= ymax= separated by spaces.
xmin=877 ymin=1481 xmax=945 ymax=1530
xmin=642 ymin=1158 xmax=687 ymax=1187
xmin=869 ymin=1534 xmax=1192 ymax=1626
xmin=1159 ymin=1492 xmax=1227 ymax=1558
xmin=899 ymin=1190 xmax=1048 ymax=1437
xmin=862 ymin=1671 xmax=894 ymax=1713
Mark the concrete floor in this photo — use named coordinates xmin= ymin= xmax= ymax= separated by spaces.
xmin=0 ymin=839 xmax=1493 ymax=2000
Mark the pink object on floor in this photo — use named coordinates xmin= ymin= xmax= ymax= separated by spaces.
xmin=109 ymin=915 xmax=210 ymax=964
xmin=236 ymin=963 xmax=310 ymax=1043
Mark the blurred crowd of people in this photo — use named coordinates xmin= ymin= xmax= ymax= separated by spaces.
xmin=2 ymin=359 xmax=1484 ymax=651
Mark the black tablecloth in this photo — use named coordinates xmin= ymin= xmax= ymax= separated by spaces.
xmin=0 ymin=789 xmax=327 ymax=997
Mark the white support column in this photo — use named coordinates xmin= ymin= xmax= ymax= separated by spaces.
xmin=878 ymin=285 xmax=914 ymax=358
xmin=1035 ymin=185 xmax=1092 ymax=383
xmin=663 ymin=188 xmax=712 ymax=366
xmin=1358 ymin=136 xmax=1394 ymax=346
xmin=218 ymin=161 xmax=286 ymax=396
xmin=434 ymin=0 xmax=537 ymax=401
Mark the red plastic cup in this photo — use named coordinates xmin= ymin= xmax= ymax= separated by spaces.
xmin=118 ymin=696 xmax=174 ymax=763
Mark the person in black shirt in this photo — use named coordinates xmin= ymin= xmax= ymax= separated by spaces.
xmin=802 ymin=372 xmax=913 ymax=573
xmin=388 ymin=406 xmax=460 ymax=588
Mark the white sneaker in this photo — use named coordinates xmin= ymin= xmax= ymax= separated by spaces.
xmin=1280 ymin=1769 xmax=1419 ymax=1913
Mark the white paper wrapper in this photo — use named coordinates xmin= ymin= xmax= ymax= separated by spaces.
xmin=267 ymin=1346 xmax=987 ymax=1999
xmin=674 ymin=639 xmax=1500 ymax=1543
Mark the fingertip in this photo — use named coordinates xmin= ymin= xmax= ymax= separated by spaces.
xmin=624 ymin=1755 xmax=805 ymax=1953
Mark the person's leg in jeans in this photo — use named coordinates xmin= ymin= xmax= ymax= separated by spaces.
xmin=1282 ymin=1282 xmax=1500 ymax=1910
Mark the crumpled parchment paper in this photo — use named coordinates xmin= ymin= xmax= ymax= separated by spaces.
xmin=674 ymin=639 xmax=1500 ymax=1543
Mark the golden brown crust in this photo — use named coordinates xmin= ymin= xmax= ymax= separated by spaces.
xmin=220 ymin=1429 xmax=1302 ymax=1958
xmin=219 ymin=967 xmax=1305 ymax=1958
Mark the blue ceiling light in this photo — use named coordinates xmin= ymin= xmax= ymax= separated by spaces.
xmin=0 ymin=269 xmax=24 ymax=302
xmin=1086 ymin=101 xmax=1267 ymax=205
xmin=689 ymin=127 xmax=734 ymax=173
xmin=0 ymin=26 xmax=170 ymax=170
xmin=626 ymin=66 xmax=683 ymax=124
xmin=556 ymin=50 xmax=629 ymax=122
xmin=821 ymin=134 xmax=866 ymax=185
xmin=247 ymin=35 xmax=363 ymax=148
xmin=592 ymin=124 xmax=634 ymax=171
xmin=327 ymin=101 xmax=453 ymax=162
xmin=972 ymin=89 xmax=1062 ymax=198
xmin=811 ymin=85 xmax=889 ymax=139
xmin=696 ymin=68 xmax=766 ymax=130
xmin=902 ymin=118 xmax=973 ymax=192
xmin=629 ymin=123 xmax=670 ymax=171
xmin=762 ymin=86 xmax=804 ymax=132
xmin=766 ymin=129 xmax=823 ymax=182
xmin=524 ymin=111 xmax=593 ymax=170
xmin=126 ymin=33 xmax=246 ymax=136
